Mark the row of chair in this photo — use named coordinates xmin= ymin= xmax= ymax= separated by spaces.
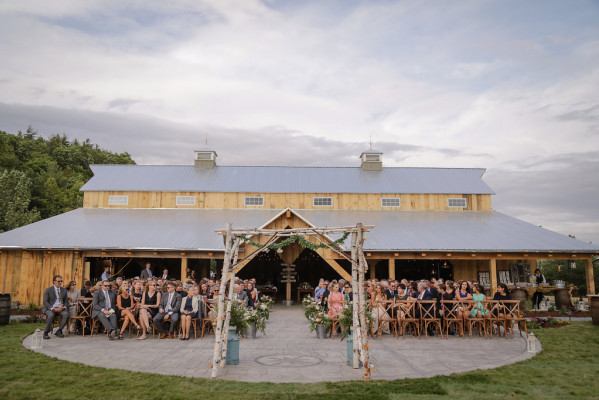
xmin=370 ymin=299 xmax=527 ymax=339
xmin=64 ymin=298 xmax=221 ymax=339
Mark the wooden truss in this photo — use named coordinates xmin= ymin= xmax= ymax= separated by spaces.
xmin=210 ymin=223 xmax=375 ymax=380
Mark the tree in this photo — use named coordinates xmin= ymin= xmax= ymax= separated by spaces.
xmin=0 ymin=170 xmax=40 ymax=232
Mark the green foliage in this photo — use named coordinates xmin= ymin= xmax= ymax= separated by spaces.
xmin=0 ymin=170 xmax=40 ymax=232
xmin=538 ymin=258 xmax=599 ymax=296
xmin=0 ymin=128 xmax=135 ymax=229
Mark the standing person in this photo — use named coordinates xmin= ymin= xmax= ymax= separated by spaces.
xmin=92 ymin=280 xmax=119 ymax=340
xmin=65 ymin=280 xmax=81 ymax=334
xmin=41 ymin=275 xmax=70 ymax=339
xmin=153 ymin=282 xmax=182 ymax=339
xmin=160 ymin=268 xmax=171 ymax=280
xmin=532 ymin=269 xmax=547 ymax=310
xmin=101 ymin=265 xmax=111 ymax=281
xmin=140 ymin=263 xmax=153 ymax=279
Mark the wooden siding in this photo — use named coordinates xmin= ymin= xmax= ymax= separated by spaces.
xmin=0 ymin=251 xmax=84 ymax=306
xmin=84 ymin=191 xmax=492 ymax=211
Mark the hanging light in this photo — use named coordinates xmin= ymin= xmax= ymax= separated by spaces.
xmin=441 ymin=260 xmax=449 ymax=269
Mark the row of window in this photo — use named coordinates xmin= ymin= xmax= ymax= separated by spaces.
xmin=107 ymin=195 xmax=468 ymax=208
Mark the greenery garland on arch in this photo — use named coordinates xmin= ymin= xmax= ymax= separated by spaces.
xmin=240 ymin=232 xmax=350 ymax=252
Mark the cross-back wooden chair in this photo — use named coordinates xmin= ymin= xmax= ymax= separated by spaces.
xmin=441 ymin=300 xmax=464 ymax=339
xmin=396 ymin=300 xmax=420 ymax=338
xmin=201 ymin=299 xmax=218 ymax=337
xmin=418 ymin=300 xmax=443 ymax=339
xmin=465 ymin=300 xmax=488 ymax=338
xmin=485 ymin=300 xmax=506 ymax=338
xmin=502 ymin=300 xmax=528 ymax=338
xmin=67 ymin=298 xmax=93 ymax=336
xmin=375 ymin=299 xmax=397 ymax=338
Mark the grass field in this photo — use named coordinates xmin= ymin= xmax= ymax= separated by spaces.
xmin=1 ymin=321 xmax=598 ymax=399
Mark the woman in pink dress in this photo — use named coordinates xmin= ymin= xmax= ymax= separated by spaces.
xmin=327 ymin=283 xmax=344 ymax=317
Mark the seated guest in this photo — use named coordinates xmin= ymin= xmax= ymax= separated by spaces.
xmin=138 ymin=281 xmax=161 ymax=340
xmin=385 ymin=281 xmax=398 ymax=300
xmin=80 ymin=280 xmax=93 ymax=298
xmin=153 ymin=282 xmax=182 ymax=339
xmin=327 ymin=283 xmax=344 ymax=317
xmin=492 ymin=283 xmax=512 ymax=318
xmin=117 ymin=283 xmax=141 ymax=339
xmin=395 ymin=283 xmax=409 ymax=301
xmin=131 ymin=280 xmax=144 ymax=307
xmin=245 ymin=282 xmax=256 ymax=309
xmin=343 ymin=283 xmax=353 ymax=303
xmin=444 ymin=281 xmax=456 ymax=301
xmin=160 ymin=268 xmax=171 ymax=280
xmin=41 ymin=275 xmax=70 ymax=339
xmin=456 ymin=280 xmax=472 ymax=320
xmin=92 ymin=280 xmax=119 ymax=340
xmin=65 ymin=280 xmax=81 ymax=334
xmin=115 ymin=277 xmax=123 ymax=289
xmin=234 ymin=283 xmax=248 ymax=306
xmin=180 ymin=285 xmax=202 ymax=340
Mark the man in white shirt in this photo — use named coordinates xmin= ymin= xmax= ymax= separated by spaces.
xmin=153 ymin=282 xmax=182 ymax=339
xmin=100 ymin=265 xmax=111 ymax=281
xmin=41 ymin=275 xmax=70 ymax=339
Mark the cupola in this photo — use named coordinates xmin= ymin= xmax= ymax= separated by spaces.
xmin=194 ymin=149 xmax=217 ymax=169
xmin=359 ymin=150 xmax=383 ymax=171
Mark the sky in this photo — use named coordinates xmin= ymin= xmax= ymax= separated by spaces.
xmin=0 ymin=0 xmax=598 ymax=245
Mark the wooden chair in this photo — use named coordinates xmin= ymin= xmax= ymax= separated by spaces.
xmin=201 ymin=300 xmax=218 ymax=337
xmin=67 ymin=298 xmax=93 ymax=336
xmin=418 ymin=300 xmax=443 ymax=339
xmin=465 ymin=300 xmax=488 ymax=338
xmin=441 ymin=300 xmax=464 ymax=339
xmin=502 ymin=300 xmax=528 ymax=338
xmin=485 ymin=300 xmax=506 ymax=339
xmin=374 ymin=299 xmax=397 ymax=338
xmin=396 ymin=301 xmax=420 ymax=338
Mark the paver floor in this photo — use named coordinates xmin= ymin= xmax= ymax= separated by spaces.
xmin=22 ymin=304 xmax=540 ymax=383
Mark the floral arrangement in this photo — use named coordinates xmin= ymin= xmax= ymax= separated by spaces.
xmin=244 ymin=308 xmax=266 ymax=334
xmin=308 ymin=310 xmax=332 ymax=332
xmin=303 ymin=301 xmax=322 ymax=321
xmin=301 ymin=295 xmax=314 ymax=309
xmin=527 ymin=316 xmax=570 ymax=329
xmin=260 ymin=295 xmax=274 ymax=309
xmin=256 ymin=302 xmax=270 ymax=320
xmin=338 ymin=302 xmax=374 ymax=340
xmin=228 ymin=300 xmax=249 ymax=333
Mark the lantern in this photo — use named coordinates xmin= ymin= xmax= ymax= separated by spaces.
xmin=31 ymin=329 xmax=43 ymax=350
xmin=527 ymin=332 xmax=537 ymax=353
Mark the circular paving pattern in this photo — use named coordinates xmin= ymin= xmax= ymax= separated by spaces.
xmin=254 ymin=354 xmax=322 ymax=367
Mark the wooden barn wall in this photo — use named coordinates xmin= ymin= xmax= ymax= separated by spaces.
xmin=84 ymin=191 xmax=492 ymax=211
xmin=0 ymin=251 xmax=83 ymax=306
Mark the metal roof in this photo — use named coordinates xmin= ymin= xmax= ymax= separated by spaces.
xmin=0 ymin=208 xmax=596 ymax=253
xmin=80 ymin=165 xmax=495 ymax=194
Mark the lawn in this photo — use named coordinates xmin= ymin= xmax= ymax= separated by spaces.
xmin=1 ymin=321 xmax=598 ymax=399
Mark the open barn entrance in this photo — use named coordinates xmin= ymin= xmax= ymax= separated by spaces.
xmin=395 ymin=259 xmax=454 ymax=281
xmin=237 ymin=248 xmax=342 ymax=296
xmin=85 ymin=257 xmax=182 ymax=282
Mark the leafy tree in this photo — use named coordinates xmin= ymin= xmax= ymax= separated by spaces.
xmin=0 ymin=128 xmax=135 ymax=229
xmin=0 ymin=170 xmax=40 ymax=232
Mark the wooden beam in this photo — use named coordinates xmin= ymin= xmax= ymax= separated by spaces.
xmin=181 ymin=257 xmax=188 ymax=281
xmin=316 ymin=253 xmax=351 ymax=281
xmin=586 ymin=257 xmax=596 ymax=295
xmin=368 ymin=259 xmax=376 ymax=280
xmin=388 ymin=258 xmax=395 ymax=280
xmin=489 ymin=258 xmax=497 ymax=292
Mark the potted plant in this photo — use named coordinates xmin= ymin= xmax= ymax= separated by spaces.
xmin=244 ymin=308 xmax=266 ymax=338
xmin=309 ymin=310 xmax=332 ymax=339
xmin=228 ymin=300 xmax=249 ymax=334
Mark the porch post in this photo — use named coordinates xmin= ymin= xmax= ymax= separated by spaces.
xmin=489 ymin=258 xmax=497 ymax=292
xmin=368 ymin=260 xmax=376 ymax=280
xmin=586 ymin=257 xmax=596 ymax=295
xmin=181 ymin=257 xmax=187 ymax=281
xmin=388 ymin=258 xmax=395 ymax=280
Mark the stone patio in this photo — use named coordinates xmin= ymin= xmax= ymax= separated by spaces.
xmin=22 ymin=304 xmax=540 ymax=383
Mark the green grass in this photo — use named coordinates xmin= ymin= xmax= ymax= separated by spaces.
xmin=1 ymin=321 xmax=598 ymax=399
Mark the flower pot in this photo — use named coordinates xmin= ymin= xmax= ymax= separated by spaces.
xmin=315 ymin=325 xmax=329 ymax=339
xmin=245 ymin=324 xmax=257 ymax=338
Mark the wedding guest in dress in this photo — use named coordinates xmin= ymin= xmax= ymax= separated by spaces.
xmin=456 ymin=280 xmax=472 ymax=320
xmin=371 ymin=283 xmax=391 ymax=335
xmin=65 ymin=280 xmax=81 ymax=334
xmin=117 ymin=283 xmax=141 ymax=339
xmin=180 ymin=285 xmax=202 ymax=340
xmin=138 ymin=281 xmax=161 ymax=340
xmin=327 ymin=283 xmax=344 ymax=317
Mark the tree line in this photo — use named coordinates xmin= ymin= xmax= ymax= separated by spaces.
xmin=0 ymin=127 xmax=135 ymax=232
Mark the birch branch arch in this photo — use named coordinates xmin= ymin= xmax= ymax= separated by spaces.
xmin=210 ymin=222 xmax=375 ymax=380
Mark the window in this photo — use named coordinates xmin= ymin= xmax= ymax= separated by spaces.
xmin=108 ymin=195 xmax=128 ymax=205
xmin=313 ymin=197 xmax=332 ymax=207
xmin=176 ymin=196 xmax=196 ymax=206
xmin=448 ymin=198 xmax=467 ymax=208
xmin=364 ymin=154 xmax=381 ymax=162
xmin=381 ymin=198 xmax=400 ymax=207
xmin=244 ymin=196 xmax=264 ymax=206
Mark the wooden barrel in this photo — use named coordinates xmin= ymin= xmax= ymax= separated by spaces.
xmin=0 ymin=294 xmax=10 ymax=325
xmin=554 ymin=288 xmax=572 ymax=310
xmin=589 ymin=295 xmax=599 ymax=325
xmin=510 ymin=288 xmax=528 ymax=308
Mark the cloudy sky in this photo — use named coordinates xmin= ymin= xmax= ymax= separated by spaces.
xmin=1 ymin=1 xmax=598 ymax=244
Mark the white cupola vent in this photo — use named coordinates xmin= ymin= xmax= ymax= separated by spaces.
xmin=194 ymin=149 xmax=217 ymax=169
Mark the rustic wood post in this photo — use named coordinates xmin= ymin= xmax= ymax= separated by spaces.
xmin=211 ymin=223 xmax=232 ymax=378
xmin=356 ymin=223 xmax=371 ymax=380
xmin=220 ymin=237 xmax=241 ymax=367
xmin=350 ymin=229 xmax=360 ymax=368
